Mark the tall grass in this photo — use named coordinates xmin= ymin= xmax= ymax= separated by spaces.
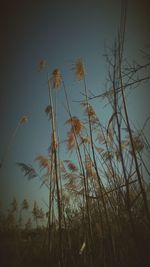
xmin=13 ymin=46 xmax=150 ymax=266
xmin=1 ymin=4 xmax=150 ymax=266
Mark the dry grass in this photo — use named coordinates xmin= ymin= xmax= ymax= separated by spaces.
xmin=2 ymin=19 xmax=150 ymax=267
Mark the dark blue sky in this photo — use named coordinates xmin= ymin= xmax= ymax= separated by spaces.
xmin=0 ymin=0 xmax=150 ymax=213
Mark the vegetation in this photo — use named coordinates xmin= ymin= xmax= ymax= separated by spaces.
xmin=1 ymin=4 xmax=150 ymax=267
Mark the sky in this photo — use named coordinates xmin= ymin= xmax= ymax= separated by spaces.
xmin=0 ymin=0 xmax=150 ymax=217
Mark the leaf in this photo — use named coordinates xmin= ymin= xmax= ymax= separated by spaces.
xmin=79 ymin=242 xmax=86 ymax=255
xmin=107 ymin=112 xmax=117 ymax=130
xmin=106 ymin=112 xmax=116 ymax=143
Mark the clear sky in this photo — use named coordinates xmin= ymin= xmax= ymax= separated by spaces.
xmin=0 ymin=0 xmax=150 ymax=215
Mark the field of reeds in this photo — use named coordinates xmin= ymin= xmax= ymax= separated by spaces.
xmin=1 ymin=10 xmax=150 ymax=267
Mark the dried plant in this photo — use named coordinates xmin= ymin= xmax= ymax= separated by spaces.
xmin=20 ymin=115 xmax=28 ymax=124
xmin=50 ymin=68 xmax=62 ymax=89
xmin=66 ymin=116 xmax=83 ymax=135
xmin=37 ymin=59 xmax=48 ymax=71
xmin=45 ymin=105 xmax=52 ymax=119
xmin=66 ymin=131 xmax=76 ymax=151
xmin=66 ymin=161 xmax=78 ymax=172
xmin=13 ymin=4 xmax=150 ymax=266
xmin=17 ymin=162 xmax=37 ymax=180
xmin=11 ymin=197 xmax=18 ymax=213
xmin=74 ymin=58 xmax=85 ymax=80
xmin=50 ymin=132 xmax=58 ymax=152
xmin=22 ymin=199 xmax=29 ymax=210
xmin=131 ymin=135 xmax=144 ymax=153
xmin=35 ymin=155 xmax=51 ymax=170
xmin=80 ymin=135 xmax=91 ymax=145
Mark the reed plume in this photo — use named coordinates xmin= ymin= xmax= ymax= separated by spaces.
xmin=51 ymin=68 xmax=62 ymax=89
xmin=74 ymin=58 xmax=85 ymax=80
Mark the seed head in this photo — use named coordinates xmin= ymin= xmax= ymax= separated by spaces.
xmin=66 ymin=116 xmax=83 ymax=135
xmin=75 ymin=59 xmax=85 ymax=80
xmin=51 ymin=68 xmax=62 ymax=89
xmin=45 ymin=105 xmax=52 ymax=119
xmin=67 ymin=131 xmax=76 ymax=151
xmin=67 ymin=161 xmax=78 ymax=172
xmin=35 ymin=155 xmax=50 ymax=170
xmin=37 ymin=59 xmax=48 ymax=71
xmin=20 ymin=116 xmax=28 ymax=124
